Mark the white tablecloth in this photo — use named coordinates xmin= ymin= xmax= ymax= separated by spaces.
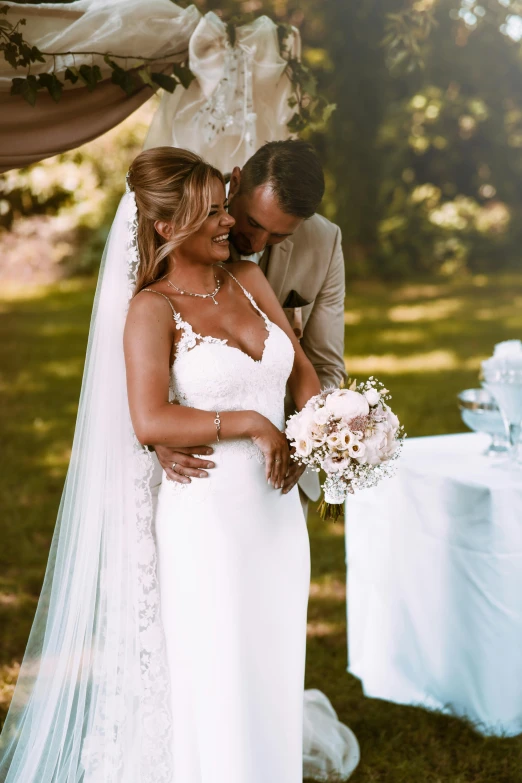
xmin=345 ymin=433 xmax=522 ymax=736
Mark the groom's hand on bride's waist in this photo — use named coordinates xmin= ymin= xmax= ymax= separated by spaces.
xmin=282 ymin=447 xmax=306 ymax=495
xmin=152 ymin=444 xmax=215 ymax=484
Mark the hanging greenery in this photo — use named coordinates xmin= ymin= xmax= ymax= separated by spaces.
xmin=0 ymin=4 xmax=193 ymax=106
xmin=382 ymin=2 xmax=438 ymax=74
xmin=0 ymin=4 xmax=335 ymax=134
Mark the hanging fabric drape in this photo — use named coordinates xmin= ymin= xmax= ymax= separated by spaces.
xmin=0 ymin=0 xmax=200 ymax=173
xmin=144 ymin=12 xmax=300 ymax=171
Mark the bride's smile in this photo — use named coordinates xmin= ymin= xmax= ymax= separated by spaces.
xmin=157 ymin=178 xmax=236 ymax=271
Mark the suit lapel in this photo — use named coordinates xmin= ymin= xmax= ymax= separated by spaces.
xmin=266 ymin=237 xmax=293 ymax=302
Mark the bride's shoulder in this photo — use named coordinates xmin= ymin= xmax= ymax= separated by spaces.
xmin=128 ymin=285 xmax=177 ymax=322
xmin=222 ymin=260 xmax=264 ymax=284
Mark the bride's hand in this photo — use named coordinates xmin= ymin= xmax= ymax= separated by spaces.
xmin=248 ymin=412 xmax=290 ymax=489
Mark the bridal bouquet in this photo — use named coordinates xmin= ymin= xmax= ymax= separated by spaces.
xmin=285 ymin=379 xmax=405 ymax=521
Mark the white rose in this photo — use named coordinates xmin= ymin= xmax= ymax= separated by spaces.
xmin=347 ymin=439 xmax=366 ymax=461
xmin=286 ymin=407 xmax=315 ymax=442
xmin=313 ymin=405 xmax=331 ymax=426
xmin=363 ymin=429 xmax=387 ymax=466
xmin=324 ymin=389 xmax=369 ymax=420
xmin=285 ymin=413 xmax=301 ymax=441
xmin=338 ymin=428 xmax=354 ymax=449
xmin=385 ymin=407 xmax=400 ymax=431
xmin=326 ymin=431 xmax=344 ymax=451
xmin=384 ymin=428 xmax=398 ymax=456
xmin=321 ymin=454 xmax=350 ymax=474
xmin=294 ymin=435 xmax=313 ymax=458
xmin=364 ymin=387 xmax=381 ymax=406
xmin=309 ymin=424 xmax=327 ymax=446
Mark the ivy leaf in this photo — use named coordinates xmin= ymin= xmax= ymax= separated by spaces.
xmin=0 ymin=5 xmax=10 ymax=13
xmin=11 ymin=74 xmax=38 ymax=106
xmin=287 ymin=113 xmax=307 ymax=134
xmin=111 ymin=67 xmax=139 ymax=95
xmin=321 ymin=101 xmax=337 ymax=125
xmin=151 ymin=71 xmax=178 ymax=93
xmin=18 ymin=42 xmax=34 ymax=67
xmin=277 ymin=22 xmax=293 ymax=53
xmin=104 ymin=54 xmax=123 ymax=71
xmin=3 ymin=43 xmax=17 ymax=69
xmin=31 ymin=45 xmax=45 ymax=64
xmin=298 ymin=67 xmax=317 ymax=99
xmin=171 ymin=61 xmax=194 ymax=89
xmin=137 ymin=67 xmax=154 ymax=88
xmin=38 ymin=72 xmax=63 ymax=102
xmin=64 ymin=66 xmax=79 ymax=84
xmin=79 ymin=64 xmax=102 ymax=91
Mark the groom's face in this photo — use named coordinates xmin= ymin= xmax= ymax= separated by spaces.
xmin=227 ymin=167 xmax=303 ymax=256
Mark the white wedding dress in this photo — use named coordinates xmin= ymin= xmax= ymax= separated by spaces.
xmin=147 ymin=266 xmax=359 ymax=782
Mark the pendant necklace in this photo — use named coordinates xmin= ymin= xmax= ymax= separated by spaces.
xmin=167 ymin=271 xmax=221 ymax=305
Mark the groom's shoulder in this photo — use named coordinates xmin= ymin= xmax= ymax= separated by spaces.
xmin=293 ymin=212 xmax=340 ymax=249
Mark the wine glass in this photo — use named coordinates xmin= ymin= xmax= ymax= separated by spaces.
xmin=457 ymin=388 xmax=508 ymax=456
xmin=482 ymin=364 xmax=522 ymax=467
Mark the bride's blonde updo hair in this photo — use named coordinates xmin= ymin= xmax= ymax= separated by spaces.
xmin=126 ymin=146 xmax=224 ymax=292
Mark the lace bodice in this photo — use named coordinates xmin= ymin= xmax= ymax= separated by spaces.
xmin=144 ymin=266 xmax=295 ymax=466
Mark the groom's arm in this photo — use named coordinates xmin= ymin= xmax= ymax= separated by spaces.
xmin=300 ymin=226 xmax=347 ymax=390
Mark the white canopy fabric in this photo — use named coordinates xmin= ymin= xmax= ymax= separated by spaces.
xmin=0 ymin=0 xmax=199 ymax=172
xmin=0 ymin=1 xmax=298 ymax=173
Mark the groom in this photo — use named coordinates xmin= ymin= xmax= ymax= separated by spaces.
xmin=152 ymin=139 xmax=346 ymax=511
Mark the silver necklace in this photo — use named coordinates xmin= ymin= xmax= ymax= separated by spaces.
xmin=167 ymin=272 xmax=221 ymax=305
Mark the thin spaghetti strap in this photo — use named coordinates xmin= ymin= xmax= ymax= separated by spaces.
xmin=218 ymin=265 xmax=269 ymax=322
xmin=142 ymin=288 xmax=179 ymax=320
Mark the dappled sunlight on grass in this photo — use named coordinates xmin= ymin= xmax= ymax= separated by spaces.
xmin=344 ymin=311 xmax=362 ymax=325
xmin=347 ymin=349 xmax=484 ymax=374
xmin=309 ymin=579 xmax=346 ymax=601
xmin=0 ymin=594 xmax=22 ymax=608
xmin=344 ymin=274 xmax=522 ymax=438
xmin=0 ymin=662 xmax=20 ymax=713
xmin=42 ymin=359 xmax=84 ymax=379
xmin=378 ymin=327 xmax=426 ymax=344
xmin=37 ymin=446 xmax=73 ymax=476
xmin=306 ymin=620 xmax=344 ymax=637
xmin=388 ymin=297 xmax=463 ymax=322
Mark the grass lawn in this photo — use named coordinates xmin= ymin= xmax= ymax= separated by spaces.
xmin=1 ymin=273 xmax=522 ymax=781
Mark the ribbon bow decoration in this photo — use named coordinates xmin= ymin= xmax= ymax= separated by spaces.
xmin=144 ymin=12 xmax=301 ymax=171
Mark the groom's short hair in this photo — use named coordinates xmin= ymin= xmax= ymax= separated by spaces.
xmin=239 ymin=140 xmax=325 ymax=219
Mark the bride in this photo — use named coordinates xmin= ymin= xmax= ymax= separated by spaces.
xmin=125 ymin=145 xmax=318 ymax=782
xmin=0 ymin=143 xmax=359 ymax=782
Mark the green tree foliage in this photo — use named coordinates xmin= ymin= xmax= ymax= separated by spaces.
xmin=4 ymin=0 xmax=522 ymax=279
xmin=198 ymin=0 xmax=522 ymax=278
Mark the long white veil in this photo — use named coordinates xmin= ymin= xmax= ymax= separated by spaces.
xmin=0 ymin=191 xmax=173 ymax=782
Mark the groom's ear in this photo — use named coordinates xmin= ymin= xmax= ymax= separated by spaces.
xmin=228 ymin=166 xmax=242 ymax=199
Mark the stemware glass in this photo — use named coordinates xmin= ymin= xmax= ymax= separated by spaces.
xmin=482 ymin=364 xmax=522 ymax=468
xmin=457 ymin=388 xmax=508 ymax=456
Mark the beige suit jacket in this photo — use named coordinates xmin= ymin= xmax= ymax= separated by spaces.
xmin=230 ymin=212 xmax=347 ymax=500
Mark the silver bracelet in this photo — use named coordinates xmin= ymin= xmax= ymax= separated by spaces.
xmin=213 ymin=411 xmax=221 ymax=442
